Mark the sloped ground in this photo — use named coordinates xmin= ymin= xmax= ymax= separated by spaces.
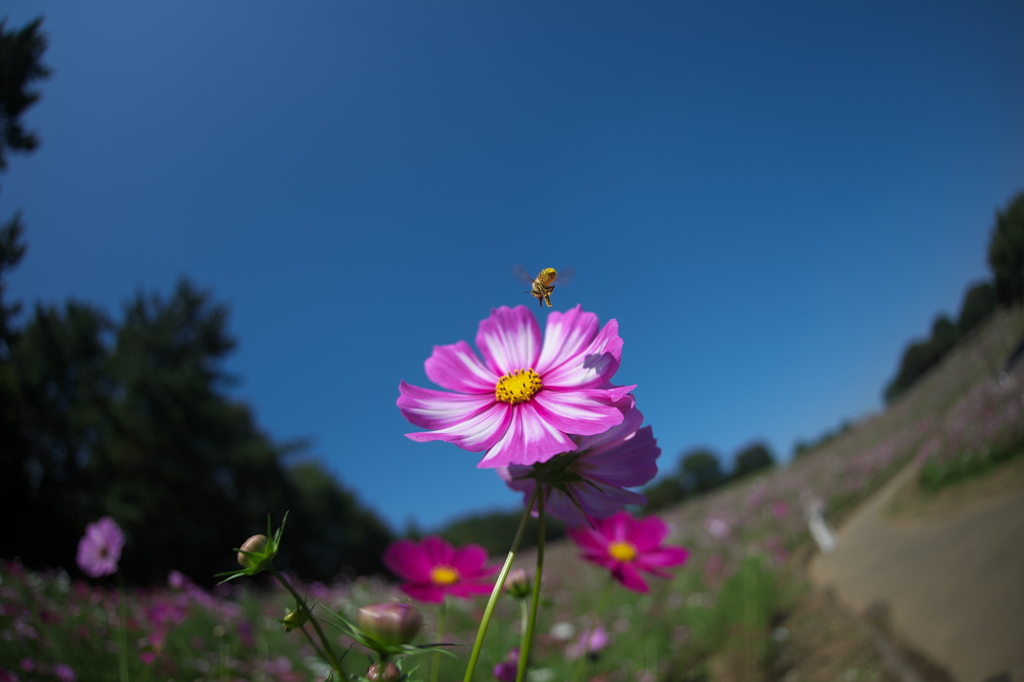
xmin=518 ymin=309 xmax=1024 ymax=681
xmin=809 ymin=454 xmax=1024 ymax=682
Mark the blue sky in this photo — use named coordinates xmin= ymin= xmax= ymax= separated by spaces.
xmin=3 ymin=1 xmax=1023 ymax=531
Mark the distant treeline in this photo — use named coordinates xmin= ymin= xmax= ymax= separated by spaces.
xmin=0 ymin=247 xmax=394 ymax=584
xmin=0 ymin=17 xmax=392 ymax=585
xmin=883 ymin=189 xmax=1024 ymax=403
xmin=641 ymin=442 xmax=776 ymax=514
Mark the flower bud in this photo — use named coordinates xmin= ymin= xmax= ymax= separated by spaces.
xmin=366 ymin=661 xmax=401 ymax=682
xmin=237 ymin=534 xmax=269 ymax=570
xmin=282 ymin=607 xmax=309 ymax=632
xmin=504 ymin=568 xmax=532 ymax=599
xmin=357 ymin=602 xmax=423 ymax=648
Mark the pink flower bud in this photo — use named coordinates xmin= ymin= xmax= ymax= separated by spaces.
xmin=504 ymin=568 xmax=532 ymax=599
xmin=357 ymin=602 xmax=423 ymax=648
xmin=237 ymin=534 xmax=269 ymax=569
xmin=366 ymin=661 xmax=401 ymax=682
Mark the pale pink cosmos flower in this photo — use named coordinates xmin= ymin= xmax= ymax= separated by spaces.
xmin=566 ymin=624 xmax=611 ymax=660
xmin=497 ymin=404 xmax=660 ymax=525
xmin=398 ymin=305 xmax=634 ymax=468
xmin=75 ymin=517 xmax=125 ymax=578
xmin=566 ymin=511 xmax=688 ymax=593
xmin=382 ymin=536 xmax=499 ymax=603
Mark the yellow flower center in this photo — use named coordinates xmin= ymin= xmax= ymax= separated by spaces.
xmin=430 ymin=565 xmax=460 ymax=585
xmin=494 ymin=368 xmax=543 ymax=405
xmin=607 ymin=540 xmax=637 ymax=562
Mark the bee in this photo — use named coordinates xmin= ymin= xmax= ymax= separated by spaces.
xmin=513 ymin=266 xmax=573 ymax=308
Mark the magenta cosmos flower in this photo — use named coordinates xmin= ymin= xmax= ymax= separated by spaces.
xmin=382 ymin=536 xmax=499 ymax=603
xmin=566 ymin=511 xmax=688 ymax=593
xmin=398 ymin=305 xmax=634 ymax=468
xmin=75 ymin=516 xmax=126 ymax=578
xmin=497 ymin=404 xmax=660 ymax=525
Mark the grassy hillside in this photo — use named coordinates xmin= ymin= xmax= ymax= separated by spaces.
xmin=3 ymin=308 xmax=1021 ymax=682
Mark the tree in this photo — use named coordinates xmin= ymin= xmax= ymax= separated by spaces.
xmin=680 ymin=448 xmax=724 ymax=495
xmin=0 ymin=17 xmax=51 ymax=170
xmin=956 ymin=281 xmax=997 ymax=336
xmin=732 ymin=441 xmax=775 ymax=479
xmin=641 ymin=476 xmax=687 ymax=513
xmin=987 ymin=190 xmax=1024 ymax=308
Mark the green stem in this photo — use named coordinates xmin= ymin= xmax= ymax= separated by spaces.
xmin=297 ymin=623 xmax=331 ymax=670
xmin=431 ymin=598 xmax=447 ymax=682
xmin=515 ymin=492 xmax=545 ymax=682
xmin=116 ymin=572 xmax=129 ymax=682
xmin=270 ymin=565 xmax=345 ymax=675
xmin=462 ymin=485 xmax=541 ymax=682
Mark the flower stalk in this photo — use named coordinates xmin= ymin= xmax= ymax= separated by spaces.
xmin=269 ymin=564 xmax=345 ymax=674
xmin=515 ymin=492 xmax=545 ymax=682
xmin=462 ymin=484 xmax=541 ymax=682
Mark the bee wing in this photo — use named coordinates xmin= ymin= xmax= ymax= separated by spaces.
xmin=555 ymin=266 xmax=575 ymax=286
xmin=511 ymin=264 xmax=535 ymax=284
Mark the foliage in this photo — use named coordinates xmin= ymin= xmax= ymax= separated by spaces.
xmin=0 ymin=257 xmax=394 ymax=584
xmin=641 ymin=448 xmax=729 ymax=514
xmin=731 ymin=442 xmax=775 ymax=480
xmin=883 ymin=278 xmax=1002 ymax=403
xmin=987 ymin=189 xmax=1024 ymax=308
xmin=0 ymin=17 xmax=51 ymax=170
xmin=642 ymin=475 xmax=687 ymax=513
xmin=680 ymin=448 xmax=725 ymax=495
xmin=956 ymin=281 xmax=997 ymax=336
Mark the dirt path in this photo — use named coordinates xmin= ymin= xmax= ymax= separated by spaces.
xmin=808 ymin=460 xmax=1024 ymax=682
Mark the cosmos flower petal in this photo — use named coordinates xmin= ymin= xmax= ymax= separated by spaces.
xmin=452 ymin=544 xmax=496 ymax=576
xmin=476 ymin=403 xmax=576 ymax=468
xmin=535 ymin=306 xmax=600 ymax=374
xmin=567 ymin=511 xmax=687 ymax=594
xmin=476 ymin=306 xmax=541 ymax=375
xmin=404 ymin=400 xmax=512 ymax=452
xmin=76 ymin=517 xmax=125 ymax=578
xmin=565 ymin=524 xmax=609 ymax=555
xmin=399 ymin=583 xmax=448 ymax=603
xmin=397 ymin=382 xmax=495 ymax=430
xmin=613 ymin=562 xmax=650 ymax=593
xmin=583 ymin=427 xmax=660 ymax=488
xmin=540 ymin=319 xmax=623 ymax=388
xmin=628 ymin=516 xmax=671 ymax=551
xmin=637 ymin=546 xmax=689 ymax=570
xmin=383 ymin=539 xmax=436 ymax=581
xmin=497 ymin=405 xmax=659 ymax=524
xmin=421 ymin=536 xmax=457 ymax=566
xmin=424 ymin=340 xmax=496 ymax=393
xmin=399 ymin=305 xmax=633 ymax=468
xmin=446 ymin=582 xmax=497 ymax=599
xmin=383 ymin=536 xmax=497 ymax=604
xmin=531 ymin=389 xmax=630 ymax=437
xmin=547 ymin=485 xmax=647 ymax=526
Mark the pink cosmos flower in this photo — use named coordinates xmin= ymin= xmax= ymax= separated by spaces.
xmin=398 ymin=305 xmax=634 ymax=468
xmin=382 ymin=536 xmax=499 ymax=603
xmin=497 ymin=404 xmax=660 ymax=525
xmin=75 ymin=517 xmax=125 ymax=578
xmin=492 ymin=647 xmax=520 ymax=682
xmin=566 ymin=624 xmax=610 ymax=660
xmin=566 ymin=511 xmax=688 ymax=593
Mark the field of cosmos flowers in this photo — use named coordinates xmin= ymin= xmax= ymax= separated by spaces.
xmin=2 ymin=305 xmax=1022 ymax=682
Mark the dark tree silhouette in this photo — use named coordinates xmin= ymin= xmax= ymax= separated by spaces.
xmin=732 ymin=441 xmax=775 ymax=480
xmin=988 ymin=190 xmax=1024 ymax=308
xmin=0 ymin=17 xmax=51 ymax=170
